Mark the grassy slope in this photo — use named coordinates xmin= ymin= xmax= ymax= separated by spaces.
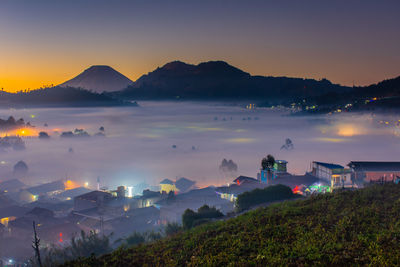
xmin=65 ymin=185 xmax=400 ymax=266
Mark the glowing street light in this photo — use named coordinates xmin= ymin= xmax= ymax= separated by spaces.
xmin=127 ymin=186 xmax=133 ymax=198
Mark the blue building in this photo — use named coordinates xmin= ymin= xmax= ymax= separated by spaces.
xmin=258 ymin=160 xmax=288 ymax=184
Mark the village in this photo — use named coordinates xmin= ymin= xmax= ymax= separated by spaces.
xmin=1 ymin=158 xmax=400 ymax=264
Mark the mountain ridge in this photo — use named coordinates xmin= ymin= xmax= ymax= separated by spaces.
xmin=113 ymin=60 xmax=349 ymax=101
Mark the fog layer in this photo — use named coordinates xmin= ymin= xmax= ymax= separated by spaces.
xmin=0 ymin=102 xmax=399 ymax=189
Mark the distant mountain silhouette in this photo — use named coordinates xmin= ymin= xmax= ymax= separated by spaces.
xmin=0 ymin=86 xmax=132 ymax=108
xmin=59 ymin=65 xmax=133 ymax=93
xmin=113 ymin=60 xmax=350 ymax=100
xmin=354 ymin=76 xmax=400 ymax=98
xmin=308 ymin=76 xmax=400 ymax=108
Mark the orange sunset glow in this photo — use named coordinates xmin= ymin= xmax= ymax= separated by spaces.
xmin=0 ymin=127 xmax=39 ymax=137
xmin=1 ymin=1 xmax=399 ymax=92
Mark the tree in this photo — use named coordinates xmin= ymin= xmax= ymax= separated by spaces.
xmin=164 ymin=222 xmax=182 ymax=236
xmin=13 ymin=160 xmax=28 ymax=177
xmin=32 ymin=221 xmax=43 ymax=267
xmin=261 ymin=154 xmax=275 ymax=181
xmin=182 ymin=209 xmax=197 ymax=229
xmin=38 ymin=131 xmax=50 ymax=139
xmin=182 ymin=205 xmax=224 ymax=229
xmin=41 ymin=230 xmax=112 ymax=265
xmin=261 ymin=154 xmax=275 ymax=170
xmin=123 ymin=232 xmax=146 ymax=246
xmin=236 ymin=184 xmax=295 ymax=212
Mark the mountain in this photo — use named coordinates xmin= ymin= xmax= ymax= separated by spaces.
xmin=303 ymin=75 xmax=400 ymax=112
xmin=65 ymin=184 xmax=400 ymax=266
xmin=0 ymin=86 xmax=133 ymax=108
xmin=113 ymin=60 xmax=350 ymax=101
xmin=355 ymin=75 xmax=400 ymax=98
xmin=59 ymin=65 xmax=133 ymax=93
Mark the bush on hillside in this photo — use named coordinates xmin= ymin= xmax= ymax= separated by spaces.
xmin=182 ymin=205 xmax=223 ymax=229
xmin=236 ymin=184 xmax=297 ymax=211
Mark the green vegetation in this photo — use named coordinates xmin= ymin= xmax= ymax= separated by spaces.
xmin=164 ymin=222 xmax=183 ymax=236
xmin=41 ymin=230 xmax=112 ymax=266
xmin=64 ymin=184 xmax=400 ymax=266
xmin=261 ymin=154 xmax=275 ymax=171
xmin=182 ymin=205 xmax=224 ymax=229
xmin=236 ymin=184 xmax=297 ymax=212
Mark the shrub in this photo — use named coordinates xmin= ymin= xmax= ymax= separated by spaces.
xmin=182 ymin=205 xmax=223 ymax=229
xmin=236 ymin=184 xmax=296 ymax=211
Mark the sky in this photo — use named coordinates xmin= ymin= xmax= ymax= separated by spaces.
xmin=0 ymin=0 xmax=399 ymax=92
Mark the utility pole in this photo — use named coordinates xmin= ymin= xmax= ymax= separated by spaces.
xmin=32 ymin=221 xmax=43 ymax=267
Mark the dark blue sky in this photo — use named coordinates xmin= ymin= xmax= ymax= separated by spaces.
xmin=0 ymin=0 xmax=399 ymax=91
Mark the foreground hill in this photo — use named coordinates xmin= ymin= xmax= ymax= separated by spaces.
xmin=0 ymin=86 xmax=131 ymax=108
xmin=65 ymin=184 xmax=400 ymax=266
xmin=59 ymin=65 xmax=133 ymax=93
xmin=114 ymin=60 xmax=349 ymax=101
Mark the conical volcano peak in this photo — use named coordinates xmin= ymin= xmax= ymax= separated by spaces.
xmin=59 ymin=65 xmax=133 ymax=93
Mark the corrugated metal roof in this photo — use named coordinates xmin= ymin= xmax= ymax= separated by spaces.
xmin=348 ymin=161 xmax=400 ymax=172
xmin=314 ymin=161 xmax=344 ymax=169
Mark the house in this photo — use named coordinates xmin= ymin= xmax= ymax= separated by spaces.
xmin=348 ymin=161 xmax=400 ymax=184
xmin=109 ymin=206 xmax=160 ymax=238
xmin=174 ymin=177 xmax=196 ymax=193
xmin=216 ymin=179 xmax=267 ymax=202
xmin=136 ymin=189 xmax=166 ymax=208
xmin=24 ymin=199 xmax=74 ymax=217
xmin=74 ymin=190 xmax=113 ymax=212
xmin=54 ymin=186 xmax=92 ymax=201
xmin=311 ymin=161 xmax=353 ymax=189
xmin=159 ymin=187 xmax=234 ymax=222
xmin=257 ymin=160 xmax=289 ymax=183
xmin=26 ymin=180 xmax=65 ymax=196
xmin=268 ymin=174 xmax=329 ymax=195
xmin=0 ymin=192 xmax=15 ymax=208
xmin=233 ymin=176 xmax=259 ymax=185
xmin=17 ymin=180 xmax=65 ymax=203
xmin=159 ymin=179 xmax=176 ymax=193
xmin=8 ymin=207 xmax=79 ymax=245
xmin=0 ymin=179 xmax=25 ymax=193
xmin=0 ymin=205 xmax=29 ymax=228
xmin=159 ymin=177 xmax=196 ymax=194
xmin=274 ymin=160 xmax=288 ymax=174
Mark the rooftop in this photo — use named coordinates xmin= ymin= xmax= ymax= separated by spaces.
xmin=175 ymin=177 xmax=196 ymax=192
xmin=159 ymin=179 xmax=174 ymax=185
xmin=314 ymin=161 xmax=344 ymax=169
xmin=0 ymin=179 xmax=25 ymax=192
xmin=348 ymin=161 xmax=400 ymax=172
xmin=55 ymin=187 xmax=91 ymax=199
xmin=26 ymin=180 xmax=65 ymax=195
xmin=233 ymin=176 xmax=258 ymax=185
xmin=75 ymin=190 xmax=112 ymax=201
xmin=268 ymin=174 xmax=323 ymax=189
